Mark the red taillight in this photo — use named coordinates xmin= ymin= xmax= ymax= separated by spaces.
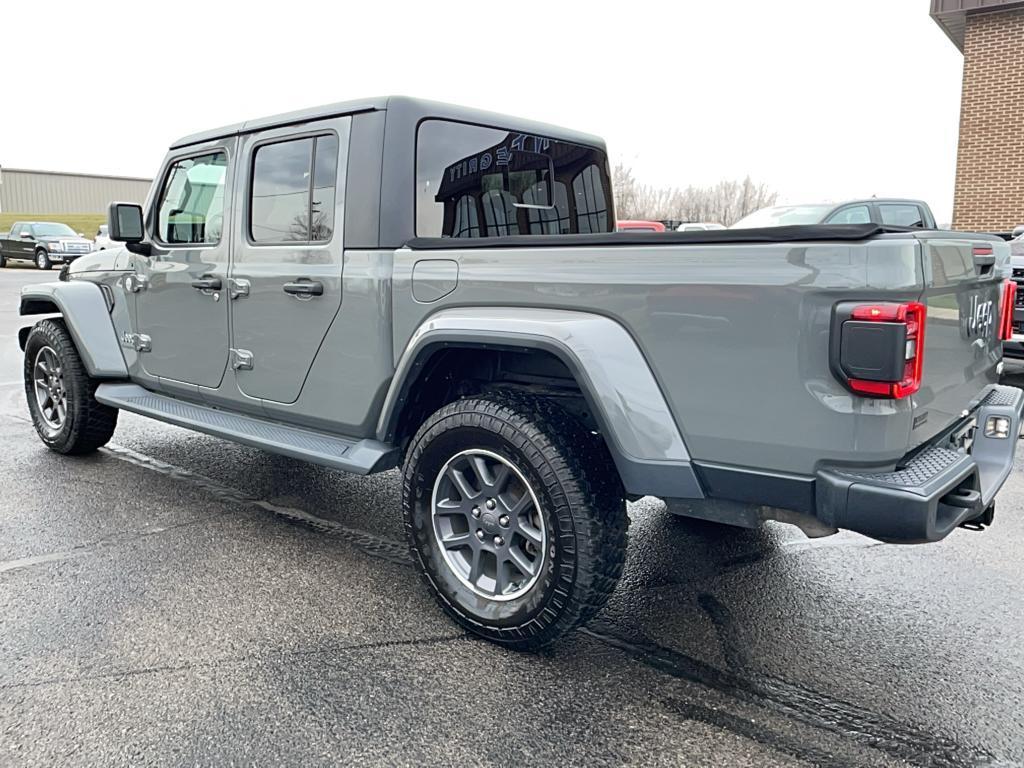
xmin=1000 ymin=279 xmax=1017 ymax=341
xmin=845 ymin=301 xmax=926 ymax=399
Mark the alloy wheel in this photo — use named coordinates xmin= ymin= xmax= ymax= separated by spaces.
xmin=32 ymin=346 xmax=67 ymax=431
xmin=431 ymin=449 xmax=547 ymax=601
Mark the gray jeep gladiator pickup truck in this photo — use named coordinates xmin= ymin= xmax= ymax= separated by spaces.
xmin=17 ymin=97 xmax=1024 ymax=649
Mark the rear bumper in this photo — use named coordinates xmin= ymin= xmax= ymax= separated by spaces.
xmin=816 ymin=385 xmax=1023 ymax=543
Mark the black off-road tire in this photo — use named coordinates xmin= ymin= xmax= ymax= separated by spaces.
xmin=35 ymin=249 xmax=52 ymax=270
xmin=24 ymin=319 xmax=118 ymax=454
xmin=402 ymin=393 xmax=627 ymax=650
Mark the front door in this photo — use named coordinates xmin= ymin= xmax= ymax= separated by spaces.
xmin=134 ymin=142 xmax=234 ymax=389
xmin=229 ymin=119 xmax=349 ymax=404
xmin=16 ymin=224 xmax=35 ymax=260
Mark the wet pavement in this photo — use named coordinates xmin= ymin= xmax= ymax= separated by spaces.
xmin=2 ymin=264 xmax=1024 ymax=767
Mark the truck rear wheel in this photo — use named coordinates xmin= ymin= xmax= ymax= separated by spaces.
xmin=24 ymin=319 xmax=118 ymax=455
xmin=402 ymin=393 xmax=627 ymax=649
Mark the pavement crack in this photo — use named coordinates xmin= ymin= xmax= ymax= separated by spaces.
xmin=0 ymin=515 xmax=229 ymax=575
xmin=100 ymin=444 xmax=412 ymax=566
xmin=0 ymin=633 xmax=469 ymax=691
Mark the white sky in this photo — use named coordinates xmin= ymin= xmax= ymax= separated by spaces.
xmin=0 ymin=0 xmax=964 ymax=224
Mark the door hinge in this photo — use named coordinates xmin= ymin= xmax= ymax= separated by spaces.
xmin=230 ymin=348 xmax=254 ymax=371
xmin=228 ymin=278 xmax=250 ymax=300
xmin=124 ymin=274 xmax=149 ymax=293
xmin=121 ymin=332 xmax=152 ymax=352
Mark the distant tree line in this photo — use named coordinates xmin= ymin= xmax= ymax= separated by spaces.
xmin=612 ymin=163 xmax=778 ymax=226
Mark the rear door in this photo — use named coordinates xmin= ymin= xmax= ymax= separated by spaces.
xmin=228 ymin=117 xmax=349 ymax=404
xmin=913 ymin=236 xmax=1006 ymax=446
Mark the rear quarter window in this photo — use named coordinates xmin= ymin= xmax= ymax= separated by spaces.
xmin=416 ymin=119 xmax=613 ymax=238
xmin=879 ymin=203 xmax=926 ymax=228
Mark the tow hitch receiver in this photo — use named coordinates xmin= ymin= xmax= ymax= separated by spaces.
xmin=959 ymin=502 xmax=995 ymax=532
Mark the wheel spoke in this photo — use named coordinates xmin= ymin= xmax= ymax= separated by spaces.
xmin=55 ymin=400 xmax=66 ymax=424
xmin=447 ymin=466 xmax=480 ymax=502
xmin=467 ymin=547 xmax=483 ymax=584
xmin=489 ymin=463 xmax=511 ymax=494
xmin=517 ymin=519 xmax=544 ymax=546
xmin=494 ymin=554 xmax=507 ymax=595
xmin=508 ymin=547 xmax=537 ymax=578
xmin=505 ymin=491 xmax=534 ymax=517
xmin=440 ymin=531 xmax=472 ymax=549
xmin=435 ymin=497 xmax=467 ymax=515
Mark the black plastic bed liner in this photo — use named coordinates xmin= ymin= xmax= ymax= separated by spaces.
xmin=406 ymin=223 xmax=916 ymax=250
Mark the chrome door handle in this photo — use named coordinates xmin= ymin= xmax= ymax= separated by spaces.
xmin=282 ymin=280 xmax=324 ymax=298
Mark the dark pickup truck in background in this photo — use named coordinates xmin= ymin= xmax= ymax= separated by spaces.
xmin=0 ymin=222 xmax=93 ymax=270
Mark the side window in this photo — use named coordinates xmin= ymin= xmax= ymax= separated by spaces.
xmin=452 ymin=195 xmax=481 ymax=238
xmin=573 ymin=164 xmax=610 ymax=233
xmin=416 ymin=119 xmax=613 ymax=238
xmin=827 ymin=205 xmax=871 ymax=224
xmin=310 ymin=134 xmax=338 ymax=242
xmin=250 ymin=134 xmax=337 ymax=243
xmin=879 ymin=204 xmax=925 ymax=228
xmin=156 ymin=152 xmax=227 ymax=245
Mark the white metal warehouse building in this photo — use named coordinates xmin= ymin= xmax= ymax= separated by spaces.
xmin=0 ymin=167 xmax=152 ymax=214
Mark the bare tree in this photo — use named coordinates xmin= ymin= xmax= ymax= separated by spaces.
xmin=612 ymin=163 xmax=778 ymax=226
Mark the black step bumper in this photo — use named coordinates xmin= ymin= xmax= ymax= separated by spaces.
xmin=816 ymin=385 xmax=1023 ymax=543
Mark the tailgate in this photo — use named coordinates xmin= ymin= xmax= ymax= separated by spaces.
xmin=912 ymin=236 xmax=1008 ymax=448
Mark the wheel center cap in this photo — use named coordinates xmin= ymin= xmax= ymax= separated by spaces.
xmin=480 ymin=512 xmax=499 ymax=535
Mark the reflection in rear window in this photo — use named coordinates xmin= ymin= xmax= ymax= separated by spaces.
xmin=416 ymin=120 xmax=613 ymax=238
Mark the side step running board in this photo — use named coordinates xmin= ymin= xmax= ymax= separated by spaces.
xmin=95 ymin=383 xmax=399 ymax=475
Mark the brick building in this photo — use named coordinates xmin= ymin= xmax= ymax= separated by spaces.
xmin=931 ymin=0 xmax=1024 ymax=232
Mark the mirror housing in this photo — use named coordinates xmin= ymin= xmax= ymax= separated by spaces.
xmin=108 ymin=202 xmax=145 ymax=243
xmin=19 ymin=231 xmax=32 ymax=238
xmin=1013 ymin=224 xmax=1024 ymax=239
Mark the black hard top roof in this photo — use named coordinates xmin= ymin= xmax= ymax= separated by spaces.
xmin=169 ymin=95 xmax=606 ymax=151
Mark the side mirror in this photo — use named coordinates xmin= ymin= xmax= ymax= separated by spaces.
xmin=1013 ymin=224 xmax=1024 ymax=239
xmin=19 ymin=231 xmax=32 ymax=238
xmin=108 ymin=202 xmax=145 ymax=242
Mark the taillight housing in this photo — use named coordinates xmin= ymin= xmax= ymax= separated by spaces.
xmin=830 ymin=301 xmax=926 ymax=399
xmin=999 ymin=279 xmax=1017 ymax=341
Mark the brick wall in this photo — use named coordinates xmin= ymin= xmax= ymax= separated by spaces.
xmin=953 ymin=7 xmax=1024 ymax=231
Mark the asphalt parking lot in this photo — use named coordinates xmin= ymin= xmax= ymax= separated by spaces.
xmin=2 ymin=264 xmax=1024 ymax=767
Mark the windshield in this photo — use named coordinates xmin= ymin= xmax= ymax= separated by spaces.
xmin=31 ymin=222 xmax=77 ymax=237
xmin=731 ymin=205 xmax=832 ymax=229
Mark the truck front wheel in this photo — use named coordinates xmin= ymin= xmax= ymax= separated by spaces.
xmin=24 ymin=319 xmax=118 ymax=454
xmin=35 ymin=249 xmax=52 ymax=270
xmin=402 ymin=393 xmax=627 ymax=649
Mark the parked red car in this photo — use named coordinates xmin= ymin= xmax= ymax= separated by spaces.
xmin=616 ymin=219 xmax=666 ymax=232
